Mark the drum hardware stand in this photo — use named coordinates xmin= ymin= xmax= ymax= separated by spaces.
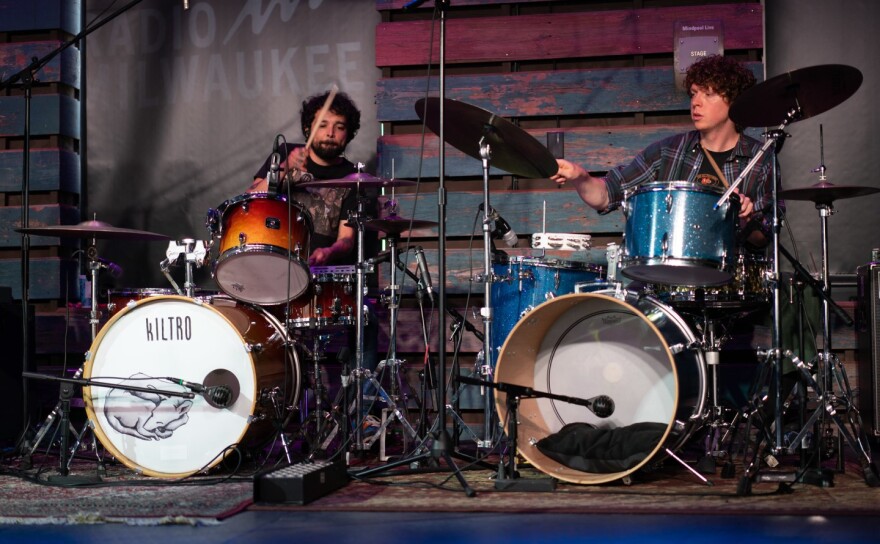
xmin=160 ymin=238 xmax=209 ymax=296
xmin=21 ymin=371 xmax=195 ymax=482
xmin=360 ymin=232 xmax=423 ymax=459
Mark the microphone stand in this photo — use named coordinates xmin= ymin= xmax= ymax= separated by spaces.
xmin=21 ymin=370 xmax=194 ymax=481
xmin=0 ymin=0 xmax=149 ymax=461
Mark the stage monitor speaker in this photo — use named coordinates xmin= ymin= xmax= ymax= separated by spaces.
xmin=856 ymin=262 xmax=880 ymax=438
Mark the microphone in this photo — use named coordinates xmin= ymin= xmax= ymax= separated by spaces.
xmin=170 ymin=369 xmax=240 ymax=409
xmin=479 ymin=204 xmax=518 ymax=248
xmin=267 ymin=136 xmax=282 ymax=193
xmin=96 ymin=257 xmax=123 ymax=278
xmin=414 ymin=246 xmax=434 ymax=302
xmin=587 ymin=395 xmax=615 ymax=418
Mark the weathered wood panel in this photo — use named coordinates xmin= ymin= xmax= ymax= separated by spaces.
xmin=376 ymin=3 xmax=762 ymax=67
xmin=377 ymin=63 xmax=763 ymax=122
xmin=0 ymin=0 xmax=81 ymax=34
xmin=0 ymin=204 xmax=81 ymax=247
xmin=0 ymin=149 xmax=82 ymax=193
xmin=387 ymin=188 xmax=624 ymax=237
xmin=378 ymin=123 xmax=694 ymax=179
xmin=0 ymin=257 xmax=77 ymax=300
xmin=0 ymin=42 xmax=81 ymax=88
xmin=0 ymin=95 xmax=80 ymax=138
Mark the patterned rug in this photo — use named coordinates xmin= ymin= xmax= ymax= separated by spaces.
xmin=0 ymin=458 xmax=253 ymax=526
xmin=251 ymin=457 xmax=880 ymax=517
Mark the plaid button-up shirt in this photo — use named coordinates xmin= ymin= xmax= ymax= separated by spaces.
xmin=602 ymin=130 xmax=782 ymax=241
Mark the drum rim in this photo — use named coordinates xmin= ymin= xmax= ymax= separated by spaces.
xmin=493 ymin=291 xmax=683 ymax=485
xmin=82 ymin=294 xmax=263 ymax=478
xmin=217 ymin=192 xmax=316 ymax=234
xmin=629 ymin=180 xmax=727 ymax=196
xmin=493 ymin=255 xmax=605 ymax=274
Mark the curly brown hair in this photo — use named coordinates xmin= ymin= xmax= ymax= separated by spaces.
xmin=300 ymin=91 xmax=361 ymax=145
xmin=684 ymin=55 xmax=756 ymax=104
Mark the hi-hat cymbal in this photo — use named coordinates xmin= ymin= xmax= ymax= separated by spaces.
xmin=415 ymin=97 xmax=559 ymax=179
xmin=730 ymin=64 xmax=862 ymax=127
xmin=363 ymin=215 xmax=438 ymax=235
xmin=780 ymin=182 xmax=880 ymax=205
xmin=297 ymin=173 xmax=416 ymax=189
xmin=16 ymin=220 xmax=170 ymax=241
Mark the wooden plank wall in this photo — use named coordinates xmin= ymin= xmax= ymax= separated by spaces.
xmin=0 ymin=2 xmax=83 ymax=306
xmin=371 ymin=1 xmax=764 ymax=412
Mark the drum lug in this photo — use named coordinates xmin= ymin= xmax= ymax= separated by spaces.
xmin=665 ymin=192 xmax=673 ymax=213
xmin=247 ymin=343 xmax=264 ymax=353
xmin=661 ymin=232 xmax=669 ymax=258
xmin=238 ymin=232 xmax=247 ymax=246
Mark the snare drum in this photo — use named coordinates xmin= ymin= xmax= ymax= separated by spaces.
xmin=210 ymin=193 xmax=313 ymax=305
xmin=494 ymin=291 xmax=706 ymax=485
xmin=621 ymin=181 xmax=738 ymax=286
xmin=650 ymin=253 xmax=770 ymax=311
xmin=84 ymin=295 xmax=300 ymax=478
xmin=491 ymin=256 xmax=605 ymax=354
xmin=283 ymin=266 xmax=357 ymax=329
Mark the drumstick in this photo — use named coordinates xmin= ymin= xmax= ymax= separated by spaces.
xmin=303 ymin=84 xmax=338 ymax=152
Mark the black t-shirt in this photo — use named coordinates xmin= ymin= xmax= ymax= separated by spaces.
xmin=695 ymin=146 xmax=734 ymax=190
xmin=254 ymin=143 xmax=359 ymax=263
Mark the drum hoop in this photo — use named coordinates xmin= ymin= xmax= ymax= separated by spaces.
xmin=494 ymin=291 xmax=683 ymax=485
xmin=632 ymin=180 xmax=726 ymax=196
xmin=495 ymin=255 xmax=605 ymax=274
xmin=83 ymin=294 xmax=265 ymax=478
xmin=218 ymin=192 xmax=315 ymax=234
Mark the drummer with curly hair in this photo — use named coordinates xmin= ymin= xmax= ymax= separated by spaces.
xmin=552 ymin=54 xmax=777 ymax=251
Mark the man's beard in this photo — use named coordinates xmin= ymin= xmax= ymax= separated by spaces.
xmin=311 ymin=140 xmax=345 ymax=162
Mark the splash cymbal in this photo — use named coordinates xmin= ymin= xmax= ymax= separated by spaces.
xmin=16 ymin=220 xmax=170 ymax=241
xmin=415 ymin=97 xmax=559 ymax=179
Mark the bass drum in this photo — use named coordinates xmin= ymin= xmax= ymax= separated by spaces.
xmin=494 ymin=291 xmax=706 ymax=484
xmin=83 ymin=295 xmax=299 ymax=478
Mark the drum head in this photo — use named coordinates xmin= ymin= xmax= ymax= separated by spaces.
xmin=84 ymin=295 xmax=262 ymax=478
xmin=494 ymin=292 xmax=685 ymax=485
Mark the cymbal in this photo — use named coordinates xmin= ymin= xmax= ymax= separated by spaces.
xmin=297 ymin=173 xmax=416 ymax=189
xmin=730 ymin=64 xmax=862 ymax=127
xmin=16 ymin=220 xmax=171 ymax=241
xmin=780 ymin=182 xmax=880 ymax=204
xmin=415 ymin=97 xmax=559 ymax=179
xmin=363 ymin=215 xmax=438 ymax=235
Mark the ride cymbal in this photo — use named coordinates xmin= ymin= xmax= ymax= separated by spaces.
xmin=730 ymin=64 xmax=862 ymax=127
xmin=415 ymin=97 xmax=559 ymax=179
xmin=363 ymin=216 xmax=439 ymax=235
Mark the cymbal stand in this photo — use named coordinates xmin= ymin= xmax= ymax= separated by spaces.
xmin=292 ymin=333 xmax=346 ymax=461
xmin=22 ymin=234 xmax=108 ymax=477
xmin=773 ymin=193 xmax=877 ymax=486
xmin=360 ymin=232 xmax=421 ymax=457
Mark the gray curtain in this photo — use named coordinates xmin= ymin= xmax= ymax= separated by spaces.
xmin=85 ymin=0 xmax=381 ymax=289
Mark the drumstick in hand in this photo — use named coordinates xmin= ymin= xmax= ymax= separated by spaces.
xmin=303 ymin=83 xmax=338 ymax=152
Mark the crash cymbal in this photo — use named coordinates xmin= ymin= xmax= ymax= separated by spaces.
xmin=415 ymin=97 xmax=559 ymax=179
xmin=780 ymin=182 xmax=880 ymax=205
xmin=16 ymin=220 xmax=170 ymax=241
xmin=297 ymin=172 xmax=416 ymax=189
xmin=363 ymin=215 xmax=439 ymax=235
xmin=730 ymin=64 xmax=862 ymax=127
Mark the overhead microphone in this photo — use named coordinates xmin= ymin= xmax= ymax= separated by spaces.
xmin=479 ymin=204 xmax=518 ymax=248
xmin=414 ymin=246 xmax=434 ymax=302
